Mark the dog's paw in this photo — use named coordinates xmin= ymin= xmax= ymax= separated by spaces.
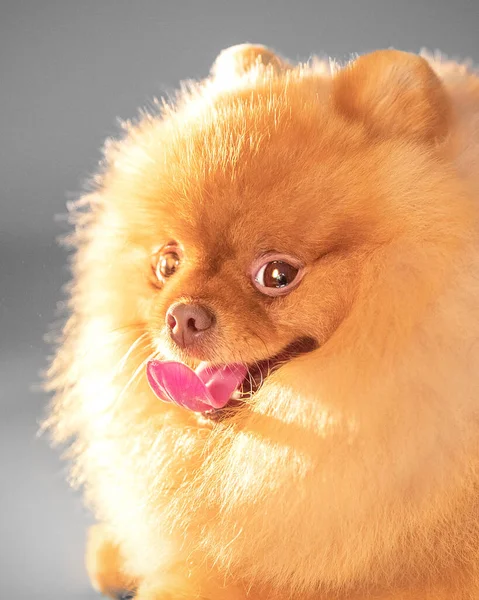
xmin=86 ymin=524 xmax=137 ymax=599
xmin=116 ymin=592 xmax=136 ymax=600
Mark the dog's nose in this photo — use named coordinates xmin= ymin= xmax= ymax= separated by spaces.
xmin=166 ymin=302 xmax=215 ymax=348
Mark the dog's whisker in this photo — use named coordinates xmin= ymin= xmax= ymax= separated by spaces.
xmin=114 ymin=331 xmax=151 ymax=376
xmin=117 ymin=350 xmax=158 ymax=405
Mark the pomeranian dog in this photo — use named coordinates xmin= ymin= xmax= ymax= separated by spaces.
xmin=46 ymin=45 xmax=479 ymax=599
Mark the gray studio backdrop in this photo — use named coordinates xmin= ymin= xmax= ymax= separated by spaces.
xmin=1 ymin=1 xmax=478 ymax=598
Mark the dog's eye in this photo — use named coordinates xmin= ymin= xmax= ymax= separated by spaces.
xmin=252 ymin=254 xmax=304 ymax=297
xmin=152 ymin=243 xmax=182 ymax=282
xmin=257 ymin=261 xmax=298 ymax=288
xmin=159 ymin=252 xmax=180 ymax=278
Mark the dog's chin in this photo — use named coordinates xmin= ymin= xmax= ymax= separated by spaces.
xmin=195 ymin=336 xmax=319 ymax=423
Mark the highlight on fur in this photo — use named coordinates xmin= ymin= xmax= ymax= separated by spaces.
xmin=45 ymin=44 xmax=479 ymax=599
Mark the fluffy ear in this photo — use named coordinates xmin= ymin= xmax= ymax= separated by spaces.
xmin=332 ymin=50 xmax=452 ymax=143
xmin=211 ymin=43 xmax=290 ymax=81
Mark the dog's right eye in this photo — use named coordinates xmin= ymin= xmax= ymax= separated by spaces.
xmin=152 ymin=242 xmax=182 ymax=283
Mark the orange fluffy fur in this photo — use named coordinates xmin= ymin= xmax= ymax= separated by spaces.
xmin=46 ymin=45 xmax=479 ymax=599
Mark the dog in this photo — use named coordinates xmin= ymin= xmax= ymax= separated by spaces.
xmin=47 ymin=44 xmax=479 ymax=599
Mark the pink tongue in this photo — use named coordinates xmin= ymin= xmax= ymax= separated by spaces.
xmin=146 ymin=360 xmax=247 ymax=412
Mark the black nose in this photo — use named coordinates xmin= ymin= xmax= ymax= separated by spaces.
xmin=166 ymin=302 xmax=215 ymax=348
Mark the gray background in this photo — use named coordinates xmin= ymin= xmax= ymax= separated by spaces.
xmin=1 ymin=1 xmax=478 ymax=598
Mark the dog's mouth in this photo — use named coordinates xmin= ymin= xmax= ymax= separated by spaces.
xmin=201 ymin=336 xmax=318 ymax=421
xmin=146 ymin=336 xmax=318 ymax=421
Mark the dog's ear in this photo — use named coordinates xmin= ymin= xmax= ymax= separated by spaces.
xmin=332 ymin=50 xmax=452 ymax=143
xmin=211 ymin=44 xmax=290 ymax=81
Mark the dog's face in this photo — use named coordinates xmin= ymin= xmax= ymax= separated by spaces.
xmin=95 ymin=47 xmax=456 ymax=419
xmin=107 ymin=101 xmax=371 ymax=414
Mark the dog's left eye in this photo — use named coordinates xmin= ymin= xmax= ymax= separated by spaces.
xmin=252 ymin=254 xmax=304 ymax=297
